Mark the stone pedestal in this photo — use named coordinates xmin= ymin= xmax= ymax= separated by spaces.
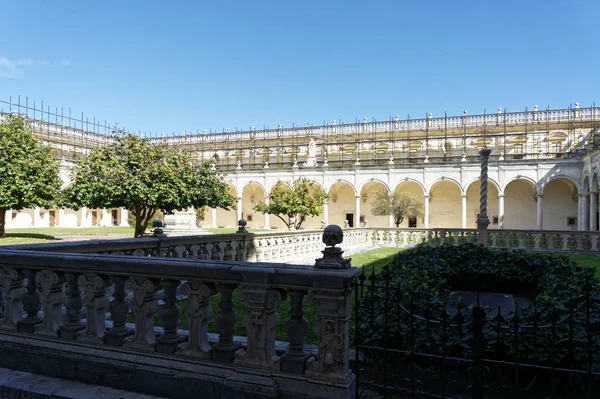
xmin=163 ymin=210 xmax=205 ymax=236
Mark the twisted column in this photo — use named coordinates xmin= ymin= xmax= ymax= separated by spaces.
xmin=477 ymin=148 xmax=492 ymax=245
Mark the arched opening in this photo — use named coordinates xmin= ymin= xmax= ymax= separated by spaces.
xmin=205 ymin=184 xmax=238 ymax=228
xmin=429 ymin=180 xmax=462 ymax=228
xmin=392 ymin=181 xmax=426 ymax=228
xmin=542 ymin=178 xmax=579 ymax=230
xmin=465 ymin=180 xmax=500 ymax=229
xmin=592 ymin=174 xmax=599 ymax=231
xmin=328 ymin=181 xmax=357 ymax=227
xmin=242 ymin=183 xmax=266 ymax=228
xmin=504 ymin=179 xmax=537 ymax=229
xmin=360 ymin=181 xmax=390 ymax=228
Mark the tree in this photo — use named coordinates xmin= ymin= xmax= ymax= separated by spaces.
xmin=0 ymin=114 xmax=62 ymax=237
xmin=61 ymin=133 xmax=235 ymax=237
xmin=371 ymin=189 xmax=424 ymax=227
xmin=253 ymin=178 xmax=325 ymax=230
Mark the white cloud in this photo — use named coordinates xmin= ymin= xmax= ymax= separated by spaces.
xmin=0 ymin=57 xmax=70 ymax=79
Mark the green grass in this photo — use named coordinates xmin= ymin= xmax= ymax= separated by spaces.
xmin=203 ymin=228 xmax=277 ymax=234
xmin=553 ymin=253 xmax=600 ymax=281
xmin=0 ymin=226 xmax=136 ymax=246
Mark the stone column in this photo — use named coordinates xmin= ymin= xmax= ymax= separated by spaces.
xmin=124 ymin=278 xmax=159 ymax=352
xmin=461 ymin=195 xmax=467 ymax=228
xmin=355 ymin=196 xmax=361 ymax=228
xmin=101 ymin=208 xmax=111 ymax=227
xmin=477 ymin=148 xmax=492 ymax=245
xmin=119 ymin=208 xmax=129 ymax=226
xmin=105 ymin=276 xmax=133 ymax=347
xmin=5 ymin=209 xmax=12 ymax=228
xmin=58 ymin=208 xmax=65 ymax=227
xmin=212 ymin=284 xmax=240 ymax=363
xmin=59 ymin=272 xmax=85 ymax=340
xmin=33 ymin=207 xmax=41 ymax=228
xmin=237 ymin=197 xmax=243 ymax=221
xmin=536 ymin=194 xmax=544 ymax=230
xmin=498 ymin=194 xmax=505 ymax=229
xmin=17 ymin=270 xmax=42 ymax=333
xmin=591 ymin=191 xmax=598 ymax=231
xmin=579 ymin=193 xmax=588 ymax=231
xmin=157 ymin=280 xmax=186 ymax=355
xmin=80 ymin=207 xmax=87 ymax=227
xmin=264 ymin=197 xmax=270 ymax=229
xmin=323 ymin=200 xmax=329 ymax=226
xmin=281 ymin=290 xmax=310 ymax=374
xmin=424 ymin=194 xmax=430 ymax=228
xmin=388 ymin=214 xmax=394 ymax=228
xmin=77 ymin=274 xmax=110 ymax=344
xmin=211 ymin=207 xmax=217 ymax=228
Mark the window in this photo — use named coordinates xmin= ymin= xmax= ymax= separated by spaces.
xmin=359 ymin=216 xmax=365 ymax=223
xmin=567 ymin=217 xmax=576 ymax=226
xmin=408 ymin=216 xmax=417 ymax=228
xmin=247 ymin=214 xmax=253 ymax=222
xmin=492 ymin=216 xmax=499 ymax=224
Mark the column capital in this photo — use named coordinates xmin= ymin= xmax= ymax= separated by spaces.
xmin=536 ymin=194 xmax=543 ymax=199
xmin=237 ymin=196 xmax=243 ymax=201
xmin=424 ymin=194 xmax=430 ymax=199
xmin=461 ymin=194 xmax=467 ymax=199
xmin=590 ymin=191 xmax=598 ymax=195
xmin=579 ymin=193 xmax=587 ymax=198
xmin=498 ymin=194 xmax=505 ymax=198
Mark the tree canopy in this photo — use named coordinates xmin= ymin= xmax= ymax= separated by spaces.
xmin=371 ymin=189 xmax=424 ymax=227
xmin=253 ymin=177 xmax=325 ymax=230
xmin=61 ymin=133 xmax=235 ymax=237
xmin=0 ymin=114 xmax=62 ymax=236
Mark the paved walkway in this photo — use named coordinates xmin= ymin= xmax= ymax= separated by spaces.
xmin=0 ymin=367 xmax=166 ymax=398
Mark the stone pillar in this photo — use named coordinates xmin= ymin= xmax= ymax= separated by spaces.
xmin=34 ymin=270 xmax=65 ymax=337
xmin=58 ymin=208 xmax=65 ymax=227
xmin=264 ymin=197 xmax=270 ymax=229
xmin=119 ymin=208 xmax=129 ymax=226
xmin=212 ymin=284 xmax=240 ymax=363
xmin=237 ymin=197 xmax=243 ymax=222
xmin=124 ymin=278 xmax=159 ymax=352
xmin=498 ymin=194 xmax=505 ymax=229
xmin=477 ymin=148 xmax=492 ymax=245
xmin=33 ymin=207 xmax=41 ymax=228
xmin=77 ymin=274 xmax=110 ymax=344
xmin=17 ymin=270 xmax=42 ymax=333
xmin=101 ymin=208 xmax=111 ymax=227
xmin=105 ymin=276 xmax=133 ymax=347
xmin=5 ymin=209 xmax=12 ymax=228
xmin=591 ymin=191 xmax=598 ymax=231
xmin=80 ymin=207 xmax=87 ymax=227
xmin=355 ymin=195 xmax=360 ymax=228
xmin=0 ymin=268 xmax=25 ymax=331
xmin=211 ymin=207 xmax=217 ymax=228
xmin=157 ymin=280 xmax=186 ymax=355
xmin=323 ymin=200 xmax=329 ymax=226
xmin=536 ymin=194 xmax=544 ymax=230
xmin=59 ymin=272 xmax=85 ymax=340
xmin=388 ymin=214 xmax=394 ymax=228
xmin=579 ymin=194 xmax=588 ymax=231
xmin=461 ymin=195 xmax=467 ymax=228
xmin=424 ymin=194 xmax=430 ymax=228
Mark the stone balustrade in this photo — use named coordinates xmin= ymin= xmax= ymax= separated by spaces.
xmin=0 ymin=239 xmax=360 ymax=398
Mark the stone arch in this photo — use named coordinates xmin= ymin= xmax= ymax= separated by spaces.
xmin=242 ymin=182 xmax=267 ymax=228
xmin=393 ymin=178 xmax=426 ymax=196
xmin=541 ymin=177 xmax=579 ymax=230
xmin=538 ymin=175 xmax=581 ymax=196
xmin=392 ymin=180 xmax=427 ymax=228
xmin=465 ymin=177 xmax=501 ymax=195
xmin=328 ymin=181 xmax=358 ymax=227
xmin=504 ymin=178 xmax=537 ymax=229
xmin=426 ymin=177 xmax=463 ymax=196
xmin=593 ymin=170 xmax=600 ymax=192
xmin=428 ymin=179 xmax=463 ymax=228
xmin=358 ymin=179 xmax=390 ymax=194
xmin=326 ymin=179 xmax=357 ymax=196
xmin=360 ymin=180 xmax=390 ymax=228
xmin=242 ymin=180 xmax=267 ymax=195
xmin=465 ymin=180 xmax=500 ymax=229
xmin=501 ymin=176 xmax=538 ymax=196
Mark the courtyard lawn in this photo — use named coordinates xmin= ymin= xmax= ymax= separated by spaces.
xmin=0 ymin=226 xmax=136 ymax=246
xmin=203 ymin=228 xmax=278 ymax=234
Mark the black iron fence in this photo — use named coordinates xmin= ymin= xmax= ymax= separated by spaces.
xmin=353 ymin=269 xmax=600 ymax=398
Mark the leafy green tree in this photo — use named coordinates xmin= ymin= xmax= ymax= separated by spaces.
xmin=0 ymin=114 xmax=61 ymax=237
xmin=253 ymin=178 xmax=325 ymax=230
xmin=61 ymin=133 xmax=235 ymax=237
xmin=371 ymin=189 xmax=424 ymax=227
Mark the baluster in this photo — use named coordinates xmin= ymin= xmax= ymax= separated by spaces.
xmin=105 ymin=276 xmax=133 ymax=346
xmin=177 ymin=281 xmax=216 ymax=358
xmin=212 ymin=284 xmax=240 ymax=363
xmin=34 ymin=270 xmax=65 ymax=337
xmin=0 ymin=268 xmax=25 ymax=331
xmin=77 ymin=274 xmax=110 ymax=343
xmin=60 ymin=272 xmax=85 ymax=339
xmin=18 ymin=270 xmax=42 ymax=333
xmin=124 ymin=278 xmax=159 ymax=352
xmin=157 ymin=279 xmax=186 ymax=354
xmin=235 ymin=275 xmax=286 ymax=371
xmin=281 ymin=290 xmax=310 ymax=374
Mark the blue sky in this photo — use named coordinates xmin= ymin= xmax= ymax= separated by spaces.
xmin=1 ymin=0 xmax=598 ymax=134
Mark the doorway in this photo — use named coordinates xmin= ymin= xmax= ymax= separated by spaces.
xmin=345 ymin=213 xmax=354 ymax=228
xmin=112 ymin=209 xmax=118 ymax=226
xmin=49 ymin=210 xmax=56 ymax=227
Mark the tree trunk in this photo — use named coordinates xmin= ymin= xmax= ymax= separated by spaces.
xmin=0 ymin=208 xmax=6 ymax=237
xmin=134 ymin=210 xmax=144 ymax=238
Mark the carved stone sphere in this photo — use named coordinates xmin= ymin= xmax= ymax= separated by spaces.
xmin=322 ymin=224 xmax=343 ymax=247
xmin=238 ymin=219 xmax=247 ymax=227
xmin=152 ymin=220 xmax=163 ymax=228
